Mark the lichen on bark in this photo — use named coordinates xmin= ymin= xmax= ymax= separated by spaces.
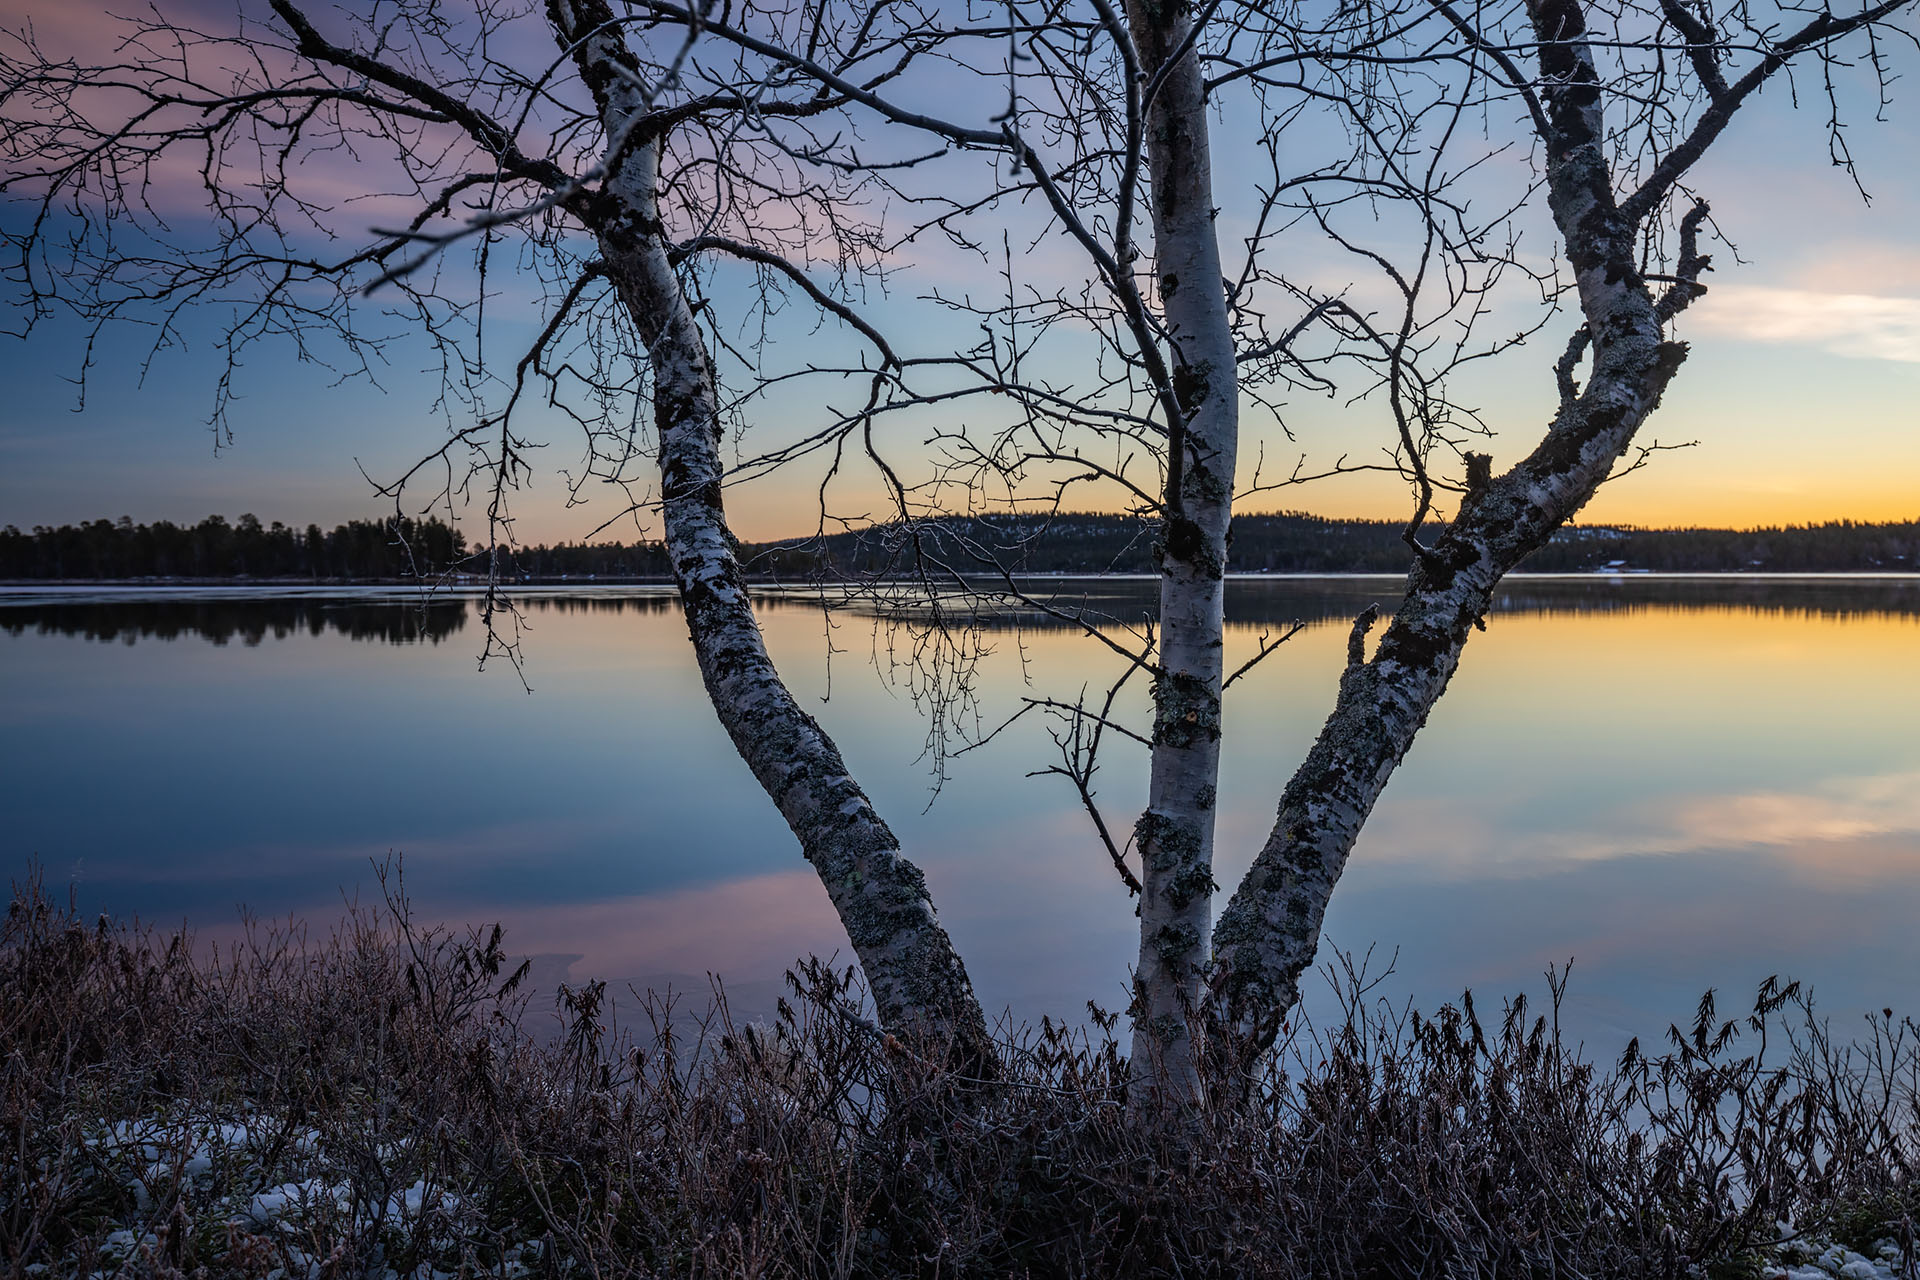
xmin=548 ymin=5 xmax=990 ymax=1067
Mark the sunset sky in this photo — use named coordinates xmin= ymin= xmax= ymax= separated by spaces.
xmin=1 ymin=0 xmax=1916 ymax=545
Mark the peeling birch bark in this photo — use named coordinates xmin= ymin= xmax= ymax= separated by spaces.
xmin=547 ymin=0 xmax=989 ymax=1063
xmin=1209 ymin=0 xmax=1693 ymax=1043
xmin=1122 ymin=0 xmax=1241 ymax=1109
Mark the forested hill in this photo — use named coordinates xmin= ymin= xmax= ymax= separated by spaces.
xmin=5 ymin=511 xmax=1920 ymax=579
xmin=0 ymin=515 xmax=468 ymax=581
xmin=750 ymin=513 xmax=1427 ymax=575
xmin=1514 ymin=520 xmax=1920 ymax=572
xmin=750 ymin=513 xmax=1920 ymax=574
xmin=0 ymin=514 xmax=669 ymax=580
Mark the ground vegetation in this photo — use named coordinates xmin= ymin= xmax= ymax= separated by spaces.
xmin=7 ymin=882 xmax=1920 ymax=1279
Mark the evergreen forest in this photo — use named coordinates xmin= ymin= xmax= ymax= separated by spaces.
xmin=4 ymin=510 xmax=1918 ymax=580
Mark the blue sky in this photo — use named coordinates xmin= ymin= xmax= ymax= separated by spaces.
xmin=1 ymin=0 xmax=1916 ymax=544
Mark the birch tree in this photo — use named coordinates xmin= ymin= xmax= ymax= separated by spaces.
xmin=648 ymin=0 xmax=1914 ymax=1105
xmin=615 ymin=0 xmax=1552 ymax=1107
xmin=3 ymin=0 xmax=1914 ymax=1111
xmin=0 ymin=0 xmax=997 ymax=1065
xmin=1206 ymin=0 xmax=1918 ymax=1069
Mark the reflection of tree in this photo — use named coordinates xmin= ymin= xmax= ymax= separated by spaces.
xmin=7 ymin=581 xmax=1919 ymax=651
xmin=512 ymin=594 xmax=678 ymax=618
xmin=828 ymin=579 xmax=1920 ymax=632
xmin=1476 ymin=579 xmax=1920 ymax=624
xmin=0 ymin=599 xmax=470 ymax=646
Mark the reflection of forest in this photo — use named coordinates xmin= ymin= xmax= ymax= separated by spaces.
xmin=0 ymin=597 xmax=471 ymax=645
xmin=751 ymin=576 xmax=1920 ymax=629
xmin=7 ymin=576 xmax=1920 ymax=645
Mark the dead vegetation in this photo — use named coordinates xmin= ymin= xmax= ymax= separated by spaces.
xmin=5 ymin=878 xmax=1920 ymax=1279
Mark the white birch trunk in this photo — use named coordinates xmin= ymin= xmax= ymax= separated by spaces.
xmin=548 ymin=0 xmax=990 ymax=1063
xmin=1122 ymin=0 xmax=1241 ymax=1109
xmin=1209 ymin=0 xmax=1688 ymax=1042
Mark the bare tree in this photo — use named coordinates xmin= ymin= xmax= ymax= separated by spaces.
xmin=2 ymin=0 xmax=1913 ymax=1110
xmin=0 ymin=0 xmax=996 ymax=1063
xmin=613 ymin=0 xmax=1555 ymax=1106
xmin=641 ymin=0 xmax=1915 ymax=1106
xmin=1207 ymin=0 xmax=1917 ymax=1071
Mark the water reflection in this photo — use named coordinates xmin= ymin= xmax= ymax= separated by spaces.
xmin=14 ymin=574 xmax=1918 ymax=646
xmin=5 ymin=577 xmax=1920 ymax=1051
xmin=831 ymin=574 xmax=1920 ymax=628
xmin=532 ymin=574 xmax=1920 ymax=627
xmin=0 ymin=592 xmax=470 ymax=645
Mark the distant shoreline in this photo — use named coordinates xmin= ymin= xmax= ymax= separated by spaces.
xmin=14 ymin=511 xmax=1920 ymax=579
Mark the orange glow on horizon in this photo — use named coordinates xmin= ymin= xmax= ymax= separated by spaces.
xmin=656 ymin=499 xmax=1920 ymax=548
xmin=516 ymin=462 xmax=1920 ymax=545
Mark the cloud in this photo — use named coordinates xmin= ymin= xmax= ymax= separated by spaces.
xmin=1364 ymin=769 xmax=1920 ymax=885
xmin=1691 ymin=285 xmax=1920 ymax=363
xmin=1659 ymin=772 xmax=1920 ymax=857
xmin=1787 ymin=242 xmax=1920 ymax=296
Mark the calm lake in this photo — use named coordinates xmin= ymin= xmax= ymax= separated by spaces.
xmin=6 ymin=577 xmax=1920 ymax=1049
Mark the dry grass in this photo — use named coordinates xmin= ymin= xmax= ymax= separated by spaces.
xmin=5 ymin=876 xmax=1920 ymax=1279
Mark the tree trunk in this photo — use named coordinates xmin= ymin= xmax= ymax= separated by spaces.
xmin=1123 ymin=0 xmax=1241 ymax=1110
xmin=1209 ymin=0 xmax=1687 ymax=1046
xmin=549 ymin=0 xmax=990 ymax=1065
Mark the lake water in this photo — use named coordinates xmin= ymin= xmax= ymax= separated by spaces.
xmin=6 ymin=577 xmax=1920 ymax=1051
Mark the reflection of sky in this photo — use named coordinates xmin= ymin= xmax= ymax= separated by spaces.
xmin=5 ymin=583 xmax=1920 ymax=1052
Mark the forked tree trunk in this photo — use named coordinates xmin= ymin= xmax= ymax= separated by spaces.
xmin=549 ymin=0 xmax=990 ymax=1066
xmin=1122 ymin=0 xmax=1241 ymax=1109
xmin=1209 ymin=0 xmax=1690 ymax=1044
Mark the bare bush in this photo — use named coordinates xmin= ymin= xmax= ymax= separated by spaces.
xmin=5 ymin=880 xmax=1919 ymax=1278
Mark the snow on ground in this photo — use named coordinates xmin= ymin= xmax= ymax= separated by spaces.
xmin=53 ymin=1108 xmax=525 ymax=1280
xmin=1775 ymin=1239 xmax=1916 ymax=1280
xmin=50 ymin=1109 xmax=1920 ymax=1280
